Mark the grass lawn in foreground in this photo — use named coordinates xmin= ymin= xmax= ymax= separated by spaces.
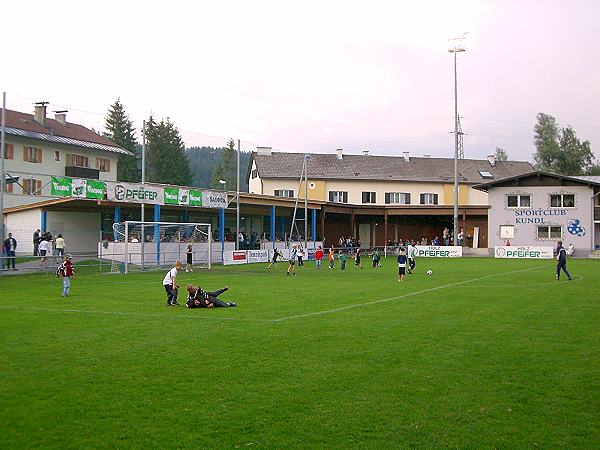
xmin=1 ymin=257 xmax=599 ymax=448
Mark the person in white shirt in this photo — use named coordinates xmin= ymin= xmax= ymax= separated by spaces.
xmin=163 ymin=261 xmax=183 ymax=306
xmin=38 ymin=238 xmax=51 ymax=267
xmin=55 ymin=234 xmax=66 ymax=263
xmin=406 ymin=240 xmax=416 ymax=274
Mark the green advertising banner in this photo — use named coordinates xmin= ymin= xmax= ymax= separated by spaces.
xmin=164 ymin=187 xmax=179 ymax=205
xmin=189 ymin=189 xmax=203 ymax=206
xmin=51 ymin=176 xmax=72 ymax=197
xmin=86 ymin=180 xmax=105 ymax=199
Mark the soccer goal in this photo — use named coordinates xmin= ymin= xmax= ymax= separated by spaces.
xmin=111 ymin=221 xmax=212 ymax=273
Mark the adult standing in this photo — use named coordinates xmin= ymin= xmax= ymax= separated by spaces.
xmin=163 ymin=260 xmax=182 ymax=306
xmin=297 ymin=244 xmax=304 ymax=267
xmin=38 ymin=235 xmax=50 ymax=267
xmin=443 ymin=227 xmax=450 ymax=246
xmin=185 ymin=244 xmax=193 ymax=272
xmin=55 ymin=234 xmax=65 ymax=264
xmin=4 ymin=233 xmax=17 ymax=270
xmin=556 ymin=241 xmax=572 ymax=281
xmin=33 ymin=229 xmax=41 ymax=256
xmin=457 ymin=228 xmax=464 ymax=247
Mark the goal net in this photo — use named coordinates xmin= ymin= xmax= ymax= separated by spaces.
xmin=110 ymin=221 xmax=212 ymax=273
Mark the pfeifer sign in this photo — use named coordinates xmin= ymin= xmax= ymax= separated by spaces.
xmin=494 ymin=246 xmax=553 ymax=259
xmin=415 ymin=246 xmax=463 ymax=257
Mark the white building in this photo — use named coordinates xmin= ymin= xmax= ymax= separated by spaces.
xmin=474 ymin=172 xmax=600 ymax=256
xmin=2 ymin=102 xmax=130 ymax=209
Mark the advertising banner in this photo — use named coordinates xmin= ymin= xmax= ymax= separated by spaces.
xmin=164 ymin=187 xmax=179 ymax=205
xmin=106 ymin=182 xmax=163 ymax=205
xmin=223 ymin=250 xmax=248 ymax=265
xmin=189 ymin=190 xmax=203 ymax=207
xmin=85 ymin=180 xmax=105 ymax=199
xmin=50 ymin=176 xmax=72 ymax=197
xmin=247 ymin=249 xmax=269 ymax=263
xmin=178 ymin=189 xmax=189 ymax=206
xmin=71 ymin=178 xmax=87 ymax=198
xmin=494 ymin=246 xmax=553 ymax=259
xmin=202 ymin=191 xmax=227 ymax=208
xmin=415 ymin=246 xmax=463 ymax=258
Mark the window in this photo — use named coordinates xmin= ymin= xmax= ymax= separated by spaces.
xmin=385 ymin=192 xmax=411 ymax=205
xmin=507 ymin=194 xmax=531 ymax=208
xmin=274 ymin=189 xmax=294 ymax=198
xmin=23 ymin=146 xmax=42 ymax=163
xmin=550 ymin=194 xmax=575 ymax=208
xmin=537 ymin=225 xmax=562 ymax=240
xmin=22 ymin=178 xmax=42 ymax=195
xmin=54 ymin=151 xmax=60 ymax=161
xmin=420 ymin=193 xmax=438 ymax=205
xmin=3 ymin=143 xmax=14 ymax=159
xmin=67 ymin=153 xmax=89 ymax=168
xmin=479 ymin=170 xmax=493 ymax=179
xmin=96 ymin=158 xmax=111 ymax=172
xmin=251 ymin=169 xmax=258 ymax=179
xmin=499 ymin=225 xmax=514 ymax=239
xmin=329 ymin=191 xmax=348 ymax=203
xmin=362 ymin=192 xmax=376 ymax=204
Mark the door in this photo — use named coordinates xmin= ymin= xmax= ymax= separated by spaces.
xmin=359 ymin=223 xmax=371 ymax=248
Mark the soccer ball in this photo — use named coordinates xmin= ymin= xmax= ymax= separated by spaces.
xmin=426 ymin=269 xmax=433 ymax=275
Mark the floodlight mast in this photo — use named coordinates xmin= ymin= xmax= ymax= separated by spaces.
xmin=448 ymin=37 xmax=466 ymax=247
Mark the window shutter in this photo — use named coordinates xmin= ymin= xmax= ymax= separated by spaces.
xmin=5 ymin=182 xmax=13 ymax=193
xmin=343 ymin=192 xmax=348 ymax=203
xmin=35 ymin=180 xmax=42 ymax=194
xmin=274 ymin=190 xmax=279 ymax=197
xmin=23 ymin=146 xmax=28 ymax=161
xmin=329 ymin=192 xmax=333 ymax=202
xmin=289 ymin=190 xmax=294 ymax=198
xmin=96 ymin=158 xmax=100 ymax=169
xmin=4 ymin=143 xmax=13 ymax=159
xmin=406 ymin=193 xmax=411 ymax=204
xmin=420 ymin=194 xmax=425 ymax=204
xmin=385 ymin=193 xmax=390 ymax=204
xmin=23 ymin=179 xmax=30 ymax=194
xmin=106 ymin=159 xmax=111 ymax=172
xmin=433 ymin=194 xmax=438 ymax=205
xmin=36 ymin=148 xmax=42 ymax=163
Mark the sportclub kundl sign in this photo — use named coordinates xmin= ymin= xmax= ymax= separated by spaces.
xmin=415 ymin=246 xmax=463 ymax=258
xmin=494 ymin=246 xmax=553 ymax=259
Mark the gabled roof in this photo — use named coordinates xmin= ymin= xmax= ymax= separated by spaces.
xmin=473 ymin=171 xmax=600 ymax=192
xmin=248 ymin=151 xmax=534 ymax=184
xmin=3 ymin=109 xmax=133 ymax=156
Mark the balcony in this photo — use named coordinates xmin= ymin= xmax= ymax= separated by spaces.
xmin=65 ymin=166 xmax=100 ymax=180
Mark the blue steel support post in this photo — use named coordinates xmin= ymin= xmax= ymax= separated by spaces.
xmin=41 ymin=210 xmax=47 ymax=232
xmin=312 ymin=209 xmax=317 ymax=247
xmin=219 ymin=208 xmax=225 ymax=255
xmin=270 ymin=206 xmax=276 ymax=248
xmin=113 ymin=206 xmax=120 ymax=240
xmin=154 ymin=205 xmax=160 ymax=265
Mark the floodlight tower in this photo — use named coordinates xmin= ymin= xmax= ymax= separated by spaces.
xmin=448 ymin=35 xmax=466 ymax=245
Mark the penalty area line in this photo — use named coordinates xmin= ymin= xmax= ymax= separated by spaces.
xmin=271 ymin=266 xmax=546 ymax=322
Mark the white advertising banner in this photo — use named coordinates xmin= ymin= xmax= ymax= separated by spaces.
xmin=494 ymin=246 xmax=554 ymax=259
xmin=106 ymin=182 xmax=163 ymax=205
xmin=415 ymin=246 xmax=463 ymax=258
xmin=223 ymin=251 xmax=248 ymax=265
xmin=247 ymin=249 xmax=269 ymax=263
xmin=202 ymin=191 xmax=228 ymax=209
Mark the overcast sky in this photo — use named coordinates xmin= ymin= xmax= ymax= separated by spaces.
xmin=2 ymin=0 xmax=599 ymax=162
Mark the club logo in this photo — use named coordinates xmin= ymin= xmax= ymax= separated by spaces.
xmin=495 ymin=247 xmax=506 ymax=257
xmin=567 ymin=219 xmax=586 ymax=237
xmin=115 ymin=185 xmax=126 ymax=201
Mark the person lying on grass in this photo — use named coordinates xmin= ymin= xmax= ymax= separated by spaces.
xmin=185 ymin=284 xmax=237 ymax=308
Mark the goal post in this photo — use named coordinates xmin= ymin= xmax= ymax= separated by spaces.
xmin=113 ymin=221 xmax=212 ymax=273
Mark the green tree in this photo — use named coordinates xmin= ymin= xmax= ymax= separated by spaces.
xmin=494 ymin=147 xmax=509 ymax=162
xmin=104 ymin=99 xmax=139 ymax=182
xmin=533 ymin=113 xmax=594 ymax=175
xmin=211 ymin=139 xmax=236 ymax=189
xmin=211 ymin=165 xmax=225 ymax=190
xmin=145 ymin=116 xmax=191 ymax=186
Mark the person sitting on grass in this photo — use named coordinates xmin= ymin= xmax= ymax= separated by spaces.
xmin=186 ymin=285 xmax=237 ymax=308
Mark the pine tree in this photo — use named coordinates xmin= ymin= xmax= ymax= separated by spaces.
xmin=145 ymin=116 xmax=191 ymax=185
xmin=211 ymin=139 xmax=236 ymax=189
xmin=494 ymin=147 xmax=509 ymax=162
xmin=104 ymin=99 xmax=139 ymax=182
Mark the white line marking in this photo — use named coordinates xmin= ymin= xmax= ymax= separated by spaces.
xmin=271 ymin=266 xmax=547 ymax=322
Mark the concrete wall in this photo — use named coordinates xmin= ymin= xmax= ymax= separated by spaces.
xmin=45 ymin=210 xmax=102 ymax=254
xmin=4 ymin=208 xmax=41 ymax=255
xmin=255 ymin=177 xmax=489 ymax=206
xmin=487 ymin=185 xmax=594 ymax=252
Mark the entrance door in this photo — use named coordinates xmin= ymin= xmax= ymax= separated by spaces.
xmin=359 ymin=223 xmax=371 ymax=248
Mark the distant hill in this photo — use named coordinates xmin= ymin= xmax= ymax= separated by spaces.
xmin=185 ymin=146 xmax=251 ymax=191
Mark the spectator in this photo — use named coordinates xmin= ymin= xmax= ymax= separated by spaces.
xmin=55 ymin=234 xmax=66 ymax=264
xmin=315 ymin=246 xmax=324 ymax=269
xmin=33 ymin=229 xmax=41 ymax=256
xmin=38 ymin=236 xmax=50 ymax=267
xmin=457 ymin=228 xmax=464 ymax=246
xmin=443 ymin=227 xmax=450 ymax=246
xmin=4 ymin=233 xmax=17 ymax=270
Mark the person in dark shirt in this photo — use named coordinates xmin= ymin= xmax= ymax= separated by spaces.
xmin=186 ymin=285 xmax=237 ymax=308
xmin=354 ymin=247 xmax=363 ymax=269
xmin=397 ymin=248 xmax=407 ymax=282
xmin=556 ymin=240 xmax=572 ymax=281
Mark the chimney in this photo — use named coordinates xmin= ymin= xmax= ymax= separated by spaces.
xmin=54 ymin=110 xmax=68 ymax=125
xmin=362 ymin=150 xmax=370 ymax=156
xmin=423 ymin=154 xmax=431 ymax=158
xmin=403 ymin=151 xmax=410 ymax=162
xmin=256 ymin=146 xmax=272 ymax=155
xmin=487 ymin=154 xmax=496 ymax=166
xmin=34 ymin=101 xmax=48 ymax=126
xmin=336 ymin=148 xmax=343 ymax=160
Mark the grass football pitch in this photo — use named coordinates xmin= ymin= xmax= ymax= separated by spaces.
xmin=1 ymin=257 xmax=599 ymax=448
